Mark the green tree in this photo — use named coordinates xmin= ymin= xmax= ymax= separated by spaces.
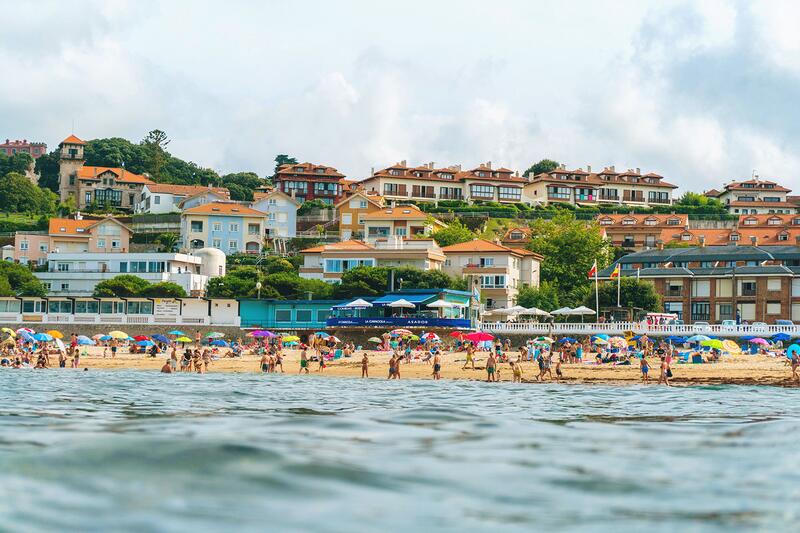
xmin=333 ymin=266 xmax=389 ymax=298
xmin=34 ymin=150 xmax=61 ymax=192
xmin=226 ymin=183 xmax=252 ymax=201
xmin=431 ymin=220 xmax=474 ymax=247
xmin=154 ymin=232 xmax=180 ymax=252
xmin=526 ymin=212 xmax=611 ymax=306
xmin=516 ymin=281 xmax=560 ymax=311
xmin=0 ymin=173 xmax=58 ymax=214
xmin=262 ymin=257 xmax=296 ymax=275
xmin=0 ymin=152 xmax=34 ymax=176
xmin=591 ymin=277 xmax=662 ymax=312
xmin=523 ymin=159 xmax=560 ymax=177
xmin=273 ymin=154 xmax=298 ymax=178
xmin=141 ymin=282 xmax=187 ymax=298
xmin=141 ymin=129 xmax=170 ymax=179
xmin=0 ymin=262 xmax=47 ymax=296
xmin=393 ymin=267 xmax=455 ymax=289
xmin=221 ymin=172 xmax=263 ymax=199
xmin=93 ymin=275 xmax=151 ymax=297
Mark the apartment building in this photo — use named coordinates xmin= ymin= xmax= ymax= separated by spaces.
xmin=13 ymin=215 xmax=132 ymax=265
xmin=662 ymin=214 xmax=800 ymax=247
xmin=440 ymin=239 xmax=543 ymax=310
xmin=358 ymin=161 xmax=529 ymax=204
xmin=299 ymin=238 xmax=446 ymax=282
xmin=600 ymin=244 xmax=800 ymax=324
xmin=597 ymin=213 xmax=689 ymax=250
xmin=272 ymin=162 xmax=346 ymax=204
xmin=1 ymin=138 xmax=47 ymax=158
xmin=525 ymin=165 xmax=677 ymax=207
xmin=500 ymin=227 xmax=533 ymax=247
xmin=705 ymin=178 xmax=797 ymax=214
xmin=57 ymin=135 xmax=154 ymax=210
xmin=137 ymin=183 xmax=230 ymax=214
xmin=250 ymin=189 xmax=300 ymax=238
xmin=361 ymin=204 xmax=446 ymax=243
xmin=180 ymin=202 xmax=266 ymax=254
xmin=334 ymin=190 xmax=385 ymax=240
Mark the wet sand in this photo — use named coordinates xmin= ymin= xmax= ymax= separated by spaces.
xmin=63 ymin=347 xmax=799 ymax=387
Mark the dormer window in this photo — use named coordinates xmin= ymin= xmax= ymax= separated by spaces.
xmin=315 ymin=168 xmax=325 ymax=174
xmin=644 ymin=218 xmax=657 ymax=226
xmin=779 ymin=232 xmax=789 ymax=241
xmin=510 ymin=231 xmax=524 ymax=240
xmin=622 ymin=218 xmax=636 ymax=225
xmin=389 ymin=169 xmax=401 ymax=176
xmin=767 ymin=217 xmax=781 ymax=225
xmin=294 ymin=166 xmax=305 ymax=172
xmin=743 ymin=218 xmax=757 ymax=225
xmin=60 ymin=227 xmax=66 ymax=232
xmin=666 ymin=218 xmax=681 ymax=226
xmin=681 ymin=233 xmax=691 ymax=241
xmin=793 ymin=218 xmax=800 ymax=225
xmin=599 ymin=218 xmax=613 ymax=225
xmin=478 ymin=171 xmax=486 ymax=177
xmin=730 ymin=233 xmax=740 ymax=241
xmin=212 ymin=208 xmax=220 ymax=212
xmin=76 ymin=228 xmax=85 ymax=232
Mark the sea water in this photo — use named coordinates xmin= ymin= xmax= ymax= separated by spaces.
xmin=0 ymin=370 xmax=798 ymax=532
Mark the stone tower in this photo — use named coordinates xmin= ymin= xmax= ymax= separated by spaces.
xmin=58 ymin=134 xmax=86 ymax=203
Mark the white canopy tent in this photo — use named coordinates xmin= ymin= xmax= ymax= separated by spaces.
xmin=551 ymin=307 xmax=573 ymax=315
xmin=567 ymin=305 xmax=596 ymax=323
xmin=342 ymin=298 xmax=373 ymax=308
xmin=388 ymin=298 xmax=415 ymax=317
xmin=426 ymin=300 xmax=455 ymax=308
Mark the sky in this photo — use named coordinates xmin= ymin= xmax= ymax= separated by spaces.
xmin=2 ymin=0 xmax=800 ymax=192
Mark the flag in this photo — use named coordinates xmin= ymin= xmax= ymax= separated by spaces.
xmin=610 ymin=264 xmax=620 ymax=279
xmin=587 ymin=260 xmax=597 ymax=279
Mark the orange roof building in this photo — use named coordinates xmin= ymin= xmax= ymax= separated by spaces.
xmin=180 ymin=202 xmax=268 ymax=255
xmin=706 ymin=178 xmax=797 ymax=215
xmin=273 ymin=162 xmax=347 ymax=205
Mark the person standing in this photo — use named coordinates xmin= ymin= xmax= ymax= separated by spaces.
xmin=432 ymin=352 xmax=442 ymax=380
xmin=300 ymin=348 xmax=309 ymax=374
xmin=658 ymin=356 xmax=670 ymax=386
xmin=640 ymin=355 xmax=650 ymax=384
xmin=791 ymin=352 xmax=799 ymax=384
xmin=361 ymin=352 xmax=369 ymax=378
xmin=486 ymin=353 xmax=496 ymax=382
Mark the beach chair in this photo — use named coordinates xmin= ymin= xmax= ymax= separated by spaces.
xmin=691 ymin=354 xmax=704 ymax=364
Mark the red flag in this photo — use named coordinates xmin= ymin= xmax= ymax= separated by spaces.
xmin=587 ymin=260 xmax=597 ymax=279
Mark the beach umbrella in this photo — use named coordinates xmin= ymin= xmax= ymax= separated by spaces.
xmin=593 ymin=338 xmax=608 ymax=345
xmin=283 ymin=335 xmax=300 ymax=342
xmin=342 ymin=298 xmax=373 ymax=308
xmin=33 ymin=333 xmax=53 ymax=342
xmin=137 ymin=340 xmax=155 ymax=347
xmin=787 ymin=344 xmax=800 ymax=359
xmin=286 ymin=341 xmax=299 ymax=346
xmin=740 ymin=335 xmax=756 ymax=342
xmin=701 ymin=339 xmax=724 ymax=349
xmin=168 ymin=330 xmax=186 ymax=336
xmin=391 ymin=329 xmax=413 ymax=336
xmin=466 ymin=332 xmax=494 ymax=342
xmin=535 ymin=336 xmax=555 ymax=344
xmin=771 ymin=333 xmax=791 ymax=342
xmin=91 ymin=334 xmax=105 ymax=340
xmin=2 ymin=327 xmax=15 ymax=337
xmin=421 ymin=332 xmax=440 ymax=341
xmin=750 ymin=337 xmax=769 ymax=346
xmin=519 ymin=307 xmax=551 ymax=317
xmin=108 ymin=331 xmax=128 ymax=339
xmin=449 ymin=331 xmax=464 ymax=338
xmin=315 ymin=332 xmax=330 ymax=338
xmin=328 ymin=336 xmax=341 ymax=343
xmin=665 ymin=336 xmax=687 ymax=344
xmin=16 ymin=327 xmax=35 ymax=334
xmin=55 ymin=338 xmax=66 ymax=352
xmin=722 ymin=340 xmax=740 ymax=353
xmin=210 ymin=339 xmax=229 ymax=347
xmin=99 ymin=335 xmax=113 ymax=341
xmin=175 ymin=336 xmax=192 ymax=343
xmin=388 ymin=298 xmax=416 ymax=309
xmin=133 ymin=335 xmax=149 ymax=341
xmin=368 ymin=337 xmax=383 ymax=343
xmin=248 ymin=330 xmax=276 ymax=338
xmin=77 ymin=335 xmax=95 ymax=346
xmin=205 ymin=332 xmax=225 ymax=339
xmin=551 ymin=307 xmax=573 ymax=315
xmin=152 ymin=334 xmax=170 ymax=343
xmin=46 ymin=330 xmax=63 ymax=339
xmin=427 ymin=299 xmax=455 ymax=308
xmin=608 ymin=336 xmax=627 ymax=349
xmin=591 ymin=334 xmax=610 ymax=341
xmin=686 ymin=334 xmax=711 ymax=343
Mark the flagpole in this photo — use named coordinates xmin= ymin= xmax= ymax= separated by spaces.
xmin=594 ymin=263 xmax=599 ymax=321
xmin=616 ymin=269 xmax=621 ymax=307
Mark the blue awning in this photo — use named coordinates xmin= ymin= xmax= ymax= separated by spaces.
xmin=372 ymin=293 xmax=437 ymax=306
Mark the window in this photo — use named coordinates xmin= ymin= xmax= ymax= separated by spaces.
xmin=100 ymin=301 xmax=125 ymax=314
xmin=190 ymin=220 xmax=203 ymax=232
xmin=395 ymin=227 xmax=407 ymax=237
xmin=767 ymin=278 xmax=782 ymax=291
xmin=547 ymin=186 xmax=571 ymax=199
xmin=622 ymin=218 xmax=636 ymax=225
xmin=767 ymin=302 xmax=782 ymax=315
xmin=342 ymin=213 xmax=353 ymax=225
xmin=691 ymin=302 xmax=711 ymax=321
xmin=317 ymin=309 xmax=330 ymax=322
xmin=248 ymin=224 xmax=260 ymax=235
xmin=730 ymin=233 xmax=740 ymax=241
xmin=740 ymin=281 xmax=757 ymax=296
xmin=97 ymin=238 xmax=106 ymax=248
xmin=359 ymin=200 xmax=367 ymax=209
xmin=383 ymin=183 xmax=406 ymax=196
xmin=510 ymin=231 xmax=524 ymax=240
xmin=314 ymin=182 xmax=339 ymax=196
xmin=666 ymin=280 xmax=683 ymax=297
xmin=296 ymin=310 xmax=312 ymax=322
xmin=644 ymin=218 xmax=657 ymax=226
xmin=19 ymin=240 xmax=28 ymax=251
xmin=49 ymin=300 xmax=73 ymax=313
xmin=84 ymin=191 xmax=92 ymax=205
xmin=470 ymin=184 xmax=494 ymax=198
xmin=412 ymin=185 xmax=435 ymax=198
xmin=229 ymin=240 xmax=239 ymax=251
xmin=598 ymin=218 xmax=613 ymax=226
xmin=275 ymin=309 xmax=292 ymax=322
xmin=22 ymin=300 xmax=44 ymax=313
xmin=498 ymin=187 xmax=521 ymax=201
xmin=439 ymin=187 xmax=463 ymax=200
xmin=127 ymin=301 xmax=154 ymax=315
xmin=57 ymin=263 xmax=70 ymax=272
xmin=692 ymin=280 xmax=710 ymax=297
xmin=743 ymin=218 xmax=757 ymax=226
xmin=148 ymin=262 xmax=165 ymax=273
xmin=768 ymin=217 xmax=782 ymax=225
xmin=112 ymin=240 xmax=121 ymax=249
xmin=213 ymin=223 xmax=222 ymax=231
xmin=481 ymin=275 xmax=506 ymax=288
xmin=268 ymin=199 xmax=277 ymax=206
xmin=212 ymin=239 xmax=221 ymax=248
xmin=75 ymin=301 xmax=99 ymax=314
xmin=779 ymin=233 xmax=789 ymax=241
xmin=367 ymin=226 xmax=391 ymax=237
xmin=229 ymin=223 xmax=239 ymax=232
xmin=681 ymin=233 xmax=691 ymax=241
xmin=480 ymin=257 xmax=494 ymax=267
xmin=324 ymin=258 xmax=375 ymax=273
xmin=0 ymin=300 xmax=20 ymax=313
xmin=284 ymin=181 xmax=308 ymax=194
xmin=268 ymin=213 xmax=276 ymax=221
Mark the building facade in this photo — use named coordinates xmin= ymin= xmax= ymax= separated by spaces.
xmin=180 ymin=202 xmax=267 ymax=254
xmin=1 ymin=138 xmax=47 ymax=158
xmin=273 ymin=162 xmax=346 ymax=204
xmin=334 ymin=190 xmax=385 ymax=240
xmin=600 ymin=244 xmax=800 ymax=324
xmin=299 ymin=238 xmax=446 ymax=282
xmin=597 ymin=213 xmax=689 ymax=250
xmin=250 ymin=189 xmax=300 ymax=238
xmin=13 ymin=216 xmax=132 ymax=265
xmin=137 ymin=183 xmax=230 ymax=214
xmin=57 ymin=135 xmax=154 ymax=210
xmin=440 ymin=239 xmax=543 ymax=310
xmin=361 ymin=204 xmax=446 ymax=243
xmin=705 ymin=178 xmax=797 ymax=214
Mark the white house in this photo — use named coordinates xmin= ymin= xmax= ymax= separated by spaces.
xmin=250 ymin=189 xmax=300 ymax=238
xmin=34 ymin=250 xmax=226 ymax=297
xmin=137 ymin=184 xmax=230 ymax=214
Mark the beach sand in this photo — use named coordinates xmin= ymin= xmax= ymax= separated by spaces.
xmin=62 ymin=347 xmax=798 ymax=386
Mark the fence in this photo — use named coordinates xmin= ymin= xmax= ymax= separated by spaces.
xmin=479 ymin=321 xmax=800 ymax=338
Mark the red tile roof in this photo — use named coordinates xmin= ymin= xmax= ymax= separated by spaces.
xmin=77 ymin=166 xmax=153 ymax=184
xmin=61 ymin=134 xmax=86 ymax=145
xmin=182 ymin=202 xmax=265 ymax=216
xmin=147 ymin=183 xmax=229 ymax=197
xmin=441 ymin=238 xmax=543 ymax=259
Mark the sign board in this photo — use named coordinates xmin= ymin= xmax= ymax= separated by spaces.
xmin=327 ymin=317 xmax=471 ymax=328
xmin=154 ymin=299 xmax=180 ymax=317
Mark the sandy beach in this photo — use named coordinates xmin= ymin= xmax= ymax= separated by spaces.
xmin=58 ymin=346 xmax=799 ymax=386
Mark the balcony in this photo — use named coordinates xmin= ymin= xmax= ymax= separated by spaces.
xmin=598 ymin=195 xmax=620 ymax=202
xmin=439 ymin=193 xmax=463 ymax=200
xmin=648 ymin=197 xmax=672 ymax=205
xmin=740 ymin=288 xmax=757 ymax=297
xmin=623 ymin=194 xmax=646 ymax=203
xmin=666 ymin=289 xmax=683 ymax=298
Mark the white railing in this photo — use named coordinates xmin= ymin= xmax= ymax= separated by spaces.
xmin=0 ymin=315 xmax=233 ymax=327
xmin=479 ymin=321 xmax=800 ymax=338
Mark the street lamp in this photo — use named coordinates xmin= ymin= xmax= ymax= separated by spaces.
xmin=256 ymin=281 xmax=262 ymax=299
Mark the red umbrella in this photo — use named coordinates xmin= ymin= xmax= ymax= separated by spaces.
xmin=133 ymin=335 xmax=149 ymax=341
xmin=466 ymin=332 xmax=494 ymax=342
xmin=449 ymin=331 xmax=464 ymax=338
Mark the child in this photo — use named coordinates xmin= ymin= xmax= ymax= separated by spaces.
xmin=361 ymin=352 xmax=369 ymax=378
xmin=555 ymin=359 xmax=562 ymax=381
xmin=640 ymin=355 xmax=650 ymax=384
xmin=511 ymin=360 xmax=522 ymax=383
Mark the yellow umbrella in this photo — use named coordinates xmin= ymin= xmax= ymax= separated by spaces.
xmin=46 ymin=330 xmax=64 ymax=339
xmin=2 ymin=327 xmax=16 ymax=337
xmin=722 ymin=339 xmax=740 ymax=353
xmin=283 ymin=335 xmax=300 ymax=342
xmin=108 ymin=331 xmax=129 ymax=339
xmin=175 ymin=336 xmax=192 ymax=342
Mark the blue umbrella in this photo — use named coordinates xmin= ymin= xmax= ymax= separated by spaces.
xmin=137 ymin=340 xmax=155 ymax=347
xmin=591 ymin=334 xmax=610 ymax=340
xmin=33 ymin=333 xmax=53 ymax=342
xmin=99 ymin=335 xmax=112 ymax=341
xmin=772 ymin=333 xmax=791 ymax=342
xmin=559 ymin=337 xmax=577 ymax=343
xmin=152 ymin=334 xmax=170 ymax=343
xmin=76 ymin=335 xmax=95 ymax=346
xmin=665 ymin=336 xmax=687 ymax=344
xmin=19 ymin=331 xmax=34 ymax=342
xmin=740 ymin=335 xmax=756 ymax=342
xmin=210 ymin=339 xmax=229 ymax=347
xmin=787 ymin=344 xmax=800 ymax=359
xmin=315 ymin=332 xmax=330 ymax=338
xmin=687 ymin=335 xmax=711 ymax=343
xmin=168 ymin=330 xmax=185 ymax=336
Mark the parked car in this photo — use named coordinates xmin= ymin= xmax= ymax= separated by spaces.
xmin=720 ymin=320 xmax=737 ymax=331
xmin=750 ymin=322 xmax=768 ymax=332
xmin=775 ymin=319 xmax=794 ymax=326
xmin=692 ymin=321 xmax=711 ymax=332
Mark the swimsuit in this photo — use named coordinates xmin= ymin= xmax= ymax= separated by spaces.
xmin=433 ymin=364 xmax=441 ymax=372
xmin=261 ymin=363 xmax=269 ymax=372
xmin=487 ymin=367 xmax=495 ymax=374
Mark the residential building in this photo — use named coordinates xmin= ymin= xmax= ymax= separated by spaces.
xmin=57 ymin=135 xmax=154 ymax=210
xmin=525 ymin=165 xmax=677 ymax=208
xmin=705 ymin=178 xmax=797 ymax=214
xmin=272 ymin=162 xmax=346 ymax=204
xmin=299 ymin=238 xmax=446 ymax=282
xmin=440 ymin=239 xmax=543 ymax=310
xmin=500 ymin=227 xmax=533 ymax=247
xmin=361 ymin=204 xmax=446 ymax=243
xmin=13 ymin=215 xmax=132 ymax=265
xmin=180 ymin=202 xmax=267 ymax=254
xmin=597 ymin=213 xmax=689 ymax=250
xmin=137 ymin=183 xmax=230 ymax=214
xmin=600 ymin=244 xmax=800 ymax=324
xmin=358 ymin=161 xmax=529 ymax=204
xmin=334 ymin=190 xmax=385 ymax=240
xmin=662 ymin=214 xmax=800 ymax=247
xmin=250 ymin=189 xmax=300 ymax=238
xmin=34 ymin=251 xmax=218 ymax=297
xmin=1 ymin=138 xmax=47 ymax=158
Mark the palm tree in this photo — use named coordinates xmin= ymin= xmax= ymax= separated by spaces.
xmin=155 ymin=232 xmax=180 ymax=252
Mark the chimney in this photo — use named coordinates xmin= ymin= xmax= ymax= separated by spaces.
xmin=587 ymin=165 xmax=592 ymax=173
xmin=429 ymin=162 xmax=435 ymax=169
xmin=750 ymin=236 xmax=758 ymax=246
xmin=610 ymin=165 xmax=615 ymax=172
xmin=401 ymin=159 xmax=407 ymax=167
xmin=657 ymin=240 xmax=664 ymax=250
xmin=636 ymin=167 xmax=641 ymax=174
xmin=75 ymin=211 xmax=82 ymax=221
xmin=699 ymin=235 xmax=705 ymax=247
xmin=391 ymin=200 xmax=396 ymax=208
xmin=371 ymin=167 xmax=374 ymax=175
xmin=560 ymin=163 xmax=566 ymax=170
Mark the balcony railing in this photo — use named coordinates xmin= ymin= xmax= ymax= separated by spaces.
xmin=439 ymin=194 xmax=463 ymax=200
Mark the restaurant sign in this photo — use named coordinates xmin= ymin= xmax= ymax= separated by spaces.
xmin=327 ymin=317 xmax=471 ymax=328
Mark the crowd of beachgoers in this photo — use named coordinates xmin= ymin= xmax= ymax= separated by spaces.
xmin=2 ymin=326 xmax=800 ymax=386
